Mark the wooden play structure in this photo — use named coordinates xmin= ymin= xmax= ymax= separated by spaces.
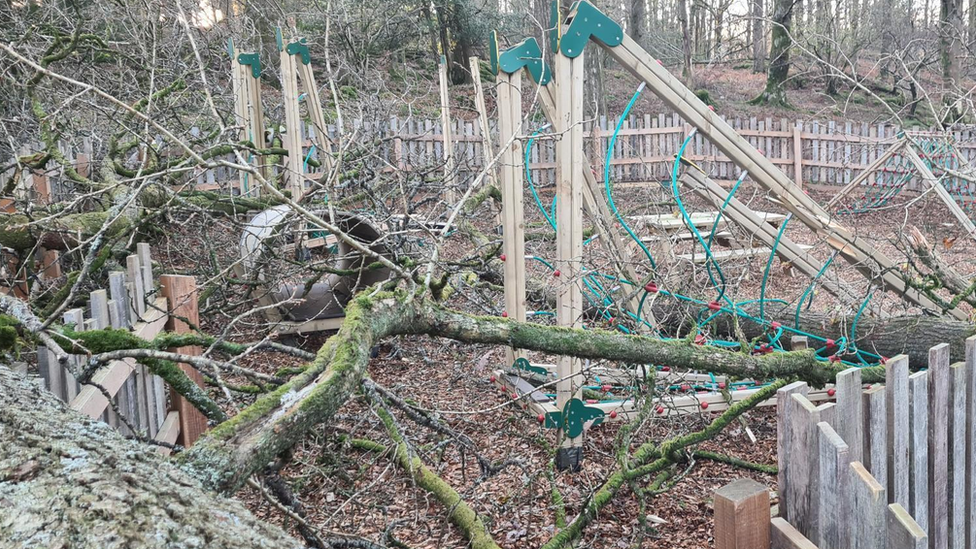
xmin=828 ymin=130 xmax=976 ymax=238
xmin=37 ymin=245 xmax=208 ymax=451
xmin=488 ymin=0 xmax=968 ymax=471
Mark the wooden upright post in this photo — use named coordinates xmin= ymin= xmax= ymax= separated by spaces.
xmin=793 ymin=121 xmax=803 ymax=188
xmin=279 ymin=33 xmax=304 ymax=199
xmin=496 ymin=69 xmax=526 ymax=364
xmin=159 ymin=274 xmax=208 ymax=447
xmin=470 ymin=56 xmax=503 ymax=228
xmin=554 ymin=43 xmax=585 ymax=471
xmin=714 ymin=478 xmax=771 ymax=549
xmin=438 ymin=55 xmax=456 ymax=204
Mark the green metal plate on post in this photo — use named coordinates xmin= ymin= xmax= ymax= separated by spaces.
xmin=513 ymin=357 xmax=552 ymax=378
xmin=497 ymin=38 xmax=552 ymax=85
xmin=543 ymin=398 xmax=604 ymax=437
xmin=558 ymin=1 xmax=623 ymax=59
xmin=238 ymin=53 xmax=262 ymax=78
xmin=287 ymin=39 xmax=311 ymax=65
xmin=489 ymin=30 xmax=500 ymax=75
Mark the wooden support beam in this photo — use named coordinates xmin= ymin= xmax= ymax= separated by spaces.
xmin=714 ymin=478 xmax=771 ymax=549
xmin=279 ymin=40 xmax=304 ymax=198
xmin=595 ymin=25 xmax=965 ymax=319
xmin=294 ymin=60 xmax=334 ymax=174
xmin=495 ymin=69 xmax=527 ymax=364
xmin=826 ymin=140 xmax=905 ymax=209
xmin=160 ymin=274 xmax=208 ymax=447
xmin=553 ymin=48 xmax=586 ymax=470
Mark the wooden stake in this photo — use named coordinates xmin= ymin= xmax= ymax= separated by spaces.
xmin=495 ymin=69 xmax=527 ymax=364
xmin=159 ymin=274 xmax=208 ymax=447
xmin=280 ymin=40 xmax=304 ymax=198
xmin=438 ymin=56 xmax=456 ymax=204
xmin=469 ymin=56 xmax=502 ymax=228
xmin=714 ymin=478 xmax=771 ymax=549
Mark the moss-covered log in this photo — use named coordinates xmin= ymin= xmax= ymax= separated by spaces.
xmin=179 ymin=290 xmax=867 ymax=495
xmin=0 ymin=365 xmax=302 ymax=548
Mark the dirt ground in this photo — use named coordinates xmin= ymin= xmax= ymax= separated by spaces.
xmin=127 ymin=174 xmax=976 ymax=549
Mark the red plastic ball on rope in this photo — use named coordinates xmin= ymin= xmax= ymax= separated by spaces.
xmin=511 ymin=392 xmax=518 ymax=400
xmin=829 ymin=355 xmax=840 ymax=363
xmin=610 ymin=410 xmax=618 ymax=419
xmin=553 ymin=270 xmax=561 ymax=277
xmin=661 ymin=366 xmax=671 ymax=372
xmin=707 ymin=301 xmax=722 ymax=311
xmin=645 ymin=282 xmax=659 ymax=293
xmin=490 ymin=376 xmax=496 ymax=383
xmin=656 ymin=405 xmax=665 ymax=414
xmin=771 ymin=321 xmax=781 ymax=329
xmin=826 ymin=339 xmax=836 ymax=347
xmin=701 ymin=401 xmax=709 ymax=410
xmin=586 ymin=399 xmax=598 ymax=404
xmin=538 ymin=414 xmax=545 ymax=423
xmin=501 ymin=311 xmax=509 ymax=318
xmin=880 ymin=356 xmax=888 ymax=364
xmin=602 ymin=384 xmax=612 ymax=392
xmin=718 ymin=382 xmax=727 ymax=389
xmin=827 ymin=388 xmax=836 ymax=397
xmin=708 ymin=105 xmax=716 ymax=111
xmin=608 ymin=317 xmax=616 ymax=324
xmin=694 ymin=334 xmax=706 ymax=345
xmin=681 ymin=383 xmax=691 ymax=392
xmin=500 ymin=386 xmax=508 ymax=394
xmin=500 ymin=254 xmax=507 ymax=262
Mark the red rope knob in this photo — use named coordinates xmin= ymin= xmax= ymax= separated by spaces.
xmin=610 ymin=410 xmax=618 ymax=419
xmin=501 ymin=311 xmax=508 ymax=318
xmin=656 ymin=405 xmax=665 ymax=414
xmin=701 ymin=401 xmax=709 ymax=409
xmin=538 ymin=414 xmax=545 ymax=423
xmin=553 ymin=270 xmax=561 ymax=277
xmin=500 ymin=254 xmax=506 ymax=261
xmin=827 ymin=388 xmax=836 ymax=397
xmin=644 ymin=282 xmax=659 ymax=293
xmin=707 ymin=301 xmax=722 ymax=311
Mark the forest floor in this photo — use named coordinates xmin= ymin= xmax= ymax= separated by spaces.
xmin=134 ymin=177 xmax=976 ymax=547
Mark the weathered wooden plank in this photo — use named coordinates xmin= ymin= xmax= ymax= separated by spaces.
xmin=850 ymin=461 xmax=886 ymax=549
xmin=818 ymin=422 xmax=851 ymax=549
xmin=108 ymin=271 xmax=131 ymax=329
xmin=771 ymin=517 xmax=818 ymax=549
xmin=966 ymin=335 xmax=976 ymax=549
xmin=836 ymin=367 xmax=864 ymax=463
xmin=126 ymin=255 xmax=146 ymax=318
xmin=887 ymin=504 xmax=928 ymax=549
xmin=949 ymin=362 xmax=967 ymax=549
xmin=886 ymin=354 xmax=910 ymax=508
xmin=159 ymin=274 xmax=207 ymax=447
xmin=929 ymin=343 xmax=950 ymax=549
xmin=89 ymin=289 xmax=110 ymax=330
xmin=154 ymin=411 xmax=181 ymax=456
xmin=862 ymin=385 xmax=887 ymax=486
xmin=908 ymin=370 xmax=929 ymax=533
xmin=714 ymin=478 xmax=771 ymax=549
xmin=778 ymin=381 xmax=810 ymax=524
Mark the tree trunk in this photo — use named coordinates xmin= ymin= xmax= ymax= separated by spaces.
xmin=677 ymin=0 xmax=694 ymax=82
xmin=751 ymin=0 xmax=792 ymax=105
xmin=752 ymin=0 xmax=766 ymax=72
xmin=630 ymin=0 xmax=647 ymax=45
xmin=939 ymin=0 xmax=963 ymax=121
xmin=0 ymin=365 xmax=303 ymax=548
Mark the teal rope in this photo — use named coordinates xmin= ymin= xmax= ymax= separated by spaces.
xmin=760 ymin=214 xmax=791 ymax=321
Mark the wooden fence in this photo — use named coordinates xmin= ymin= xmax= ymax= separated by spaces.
xmin=37 ymin=244 xmax=207 ymax=451
xmin=717 ymin=336 xmax=976 ymax=548
xmin=7 ymin=116 xmax=976 ymax=202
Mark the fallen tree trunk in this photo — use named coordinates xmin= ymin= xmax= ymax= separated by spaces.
xmin=0 ymin=365 xmax=302 ymax=548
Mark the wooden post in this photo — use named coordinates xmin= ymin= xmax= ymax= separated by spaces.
xmin=294 ymin=58 xmax=334 ymax=175
xmin=929 ymin=343 xmax=950 ymax=549
xmin=495 ymin=69 xmax=526 ymax=364
xmin=836 ymin=367 xmax=864 ymax=463
xmin=862 ymin=385 xmax=886 ymax=485
xmin=887 ymin=354 xmax=910 ymax=509
xmin=793 ymin=121 xmax=803 ymax=188
xmin=469 ymin=56 xmax=502 ymax=228
xmin=908 ymin=370 xmax=929 ymax=533
xmin=850 ymin=462 xmax=886 ymax=549
xmin=777 ymin=381 xmax=809 ymax=524
xmin=949 ymin=361 xmax=967 ymax=549
xmin=817 ymin=422 xmax=850 ymax=549
xmin=714 ymin=478 xmax=771 ymax=549
xmin=279 ymin=36 xmax=304 ymax=198
xmin=438 ymin=55 xmax=456 ymax=204
xmin=786 ymin=393 xmax=821 ymax=538
xmin=966 ymin=336 xmax=976 ymax=549
xmin=553 ymin=45 xmax=585 ymax=471
xmin=159 ymin=274 xmax=208 ymax=447
xmin=38 ymin=249 xmax=61 ymax=280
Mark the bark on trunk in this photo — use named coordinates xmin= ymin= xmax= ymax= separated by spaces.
xmin=0 ymin=365 xmax=302 ymax=548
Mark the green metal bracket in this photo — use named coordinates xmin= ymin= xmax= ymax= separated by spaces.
xmin=498 ymin=38 xmax=552 ymax=85
xmin=227 ymin=37 xmax=235 ymax=58
xmin=238 ymin=53 xmax=262 ymax=79
xmin=275 ymin=27 xmax=284 ymax=52
xmin=489 ymin=30 xmax=500 ymax=74
xmin=513 ymin=357 xmax=553 ymax=378
xmin=558 ymin=1 xmax=623 ymax=58
xmin=543 ymin=398 xmax=604 ymax=437
xmin=550 ymin=0 xmax=560 ymax=54
xmin=287 ymin=39 xmax=311 ymax=65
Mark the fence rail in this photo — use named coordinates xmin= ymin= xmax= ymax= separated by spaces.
xmin=6 ymin=116 xmax=976 ymax=201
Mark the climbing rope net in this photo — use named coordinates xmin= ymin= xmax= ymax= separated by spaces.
xmin=514 ymin=85 xmax=887 ymax=404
